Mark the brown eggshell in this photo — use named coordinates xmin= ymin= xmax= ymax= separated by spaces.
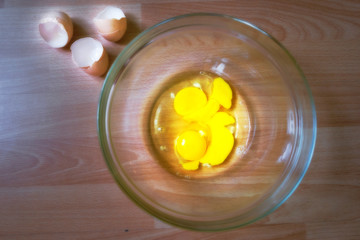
xmin=94 ymin=18 xmax=127 ymax=42
xmin=39 ymin=11 xmax=73 ymax=48
xmin=93 ymin=6 xmax=127 ymax=42
xmin=70 ymin=37 xmax=109 ymax=77
xmin=82 ymin=49 xmax=109 ymax=77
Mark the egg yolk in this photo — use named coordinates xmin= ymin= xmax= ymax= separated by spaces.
xmin=183 ymin=98 xmax=220 ymax=122
xmin=210 ymin=77 xmax=233 ymax=109
xmin=175 ymin=130 xmax=207 ymax=161
xmin=173 ymin=77 xmax=235 ymax=171
xmin=199 ymin=112 xmax=235 ymax=166
xmin=174 ymin=87 xmax=207 ymax=116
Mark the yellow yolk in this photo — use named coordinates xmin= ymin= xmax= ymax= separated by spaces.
xmin=210 ymin=77 xmax=233 ymax=109
xmin=181 ymin=160 xmax=200 ymax=171
xmin=200 ymin=112 xmax=235 ymax=166
xmin=175 ymin=130 xmax=207 ymax=161
xmin=180 ymin=77 xmax=232 ymax=123
xmin=207 ymin=111 xmax=235 ymax=126
xmin=183 ymin=99 xmax=219 ymax=122
xmin=173 ymin=77 xmax=235 ymax=171
xmin=174 ymin=87 xmax=207 ymax=116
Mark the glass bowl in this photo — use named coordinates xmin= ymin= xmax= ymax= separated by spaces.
xmin=98 ymin=13 xmax=317 ymax=231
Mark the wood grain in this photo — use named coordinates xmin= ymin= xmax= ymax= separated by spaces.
xmin=0 ymin=0 xmax=359 ymax=239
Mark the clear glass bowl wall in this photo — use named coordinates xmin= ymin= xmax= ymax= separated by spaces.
xmin=98 ymin=14 xmax=316 ymax=231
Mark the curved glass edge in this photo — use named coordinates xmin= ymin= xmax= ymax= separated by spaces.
xmin=97 ymin=12 xmax=318 ymax=231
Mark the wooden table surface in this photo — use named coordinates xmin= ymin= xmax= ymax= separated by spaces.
xmin=1 ymin=0 xmax=359 ymax=239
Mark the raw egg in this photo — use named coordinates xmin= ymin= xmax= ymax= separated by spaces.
xmin=175 ymin=130 xmax=207 ymax=161
xmin=174 ymin=87 xmax=207 ymax=116
xmin=199 ymin=112 xmax=235 ymax=166
xmin=173 ymin=77 xmax=236 ymax=170
xmin=211 ymin=77 xmax=233 ymax=109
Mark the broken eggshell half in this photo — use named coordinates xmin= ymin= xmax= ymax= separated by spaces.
xmin=70 ymin=37 xmax=109 ymax=76
xmin=39 ymin=11 xmax=73 ymax=48
xmin=93 ymin=6 xmax=127 ymax=42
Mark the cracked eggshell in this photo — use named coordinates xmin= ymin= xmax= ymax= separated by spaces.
xmin=94 ymin=6 xmax=127 ymax=42
xmin=70 ymin=37 xmax=109 ymax=76
xmin=39 ymin=11 xmax=73 ymax=48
